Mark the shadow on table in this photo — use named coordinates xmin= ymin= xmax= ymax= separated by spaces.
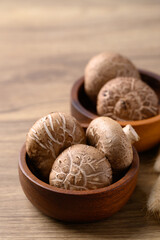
xmin=45 ymin=184 xmax=159 ymax=239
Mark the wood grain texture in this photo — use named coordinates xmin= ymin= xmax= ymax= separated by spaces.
xmin=0 ymin=0 xmax=160 ymax=239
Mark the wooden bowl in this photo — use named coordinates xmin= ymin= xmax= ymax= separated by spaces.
xmin=71 ymin=69 xmax=160 ymax=152
xmin=19 ymin=144 xmax=139 ymax=223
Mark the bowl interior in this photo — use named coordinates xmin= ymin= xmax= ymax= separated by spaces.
xmin=78 ymin=69 xmax=160 ymax=118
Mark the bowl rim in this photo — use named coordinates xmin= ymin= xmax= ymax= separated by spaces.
xmin=71 ymin=69 xmax=160 ymax=127
xmin=19 ymin=143 xmax=139 ymax=196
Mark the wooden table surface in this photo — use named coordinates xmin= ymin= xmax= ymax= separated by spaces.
xmin=0 ymin=0 xmax=160 ymax=239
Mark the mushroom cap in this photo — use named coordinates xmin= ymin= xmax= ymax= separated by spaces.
xmin=97 ymin=77 xmax=159 ymax=120
xmin=84 ymin=52 xmax=140 ymax=103
xmin=86 ymin=117 xmax=133 ymax=170
xmin=49 ymin=144 xmax=112 ymax=190
xmin=26 ymin=112 xmax=86 ymax=181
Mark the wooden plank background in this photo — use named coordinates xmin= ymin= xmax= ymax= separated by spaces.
xmin=0 ymin=0 xmax=160 ymax=239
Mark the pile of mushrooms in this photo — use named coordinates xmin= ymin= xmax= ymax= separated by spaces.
xmin=84 ymin=52 xmax=159 ymax=121
xmin=26 ymin=112 xmax=139 ymax=191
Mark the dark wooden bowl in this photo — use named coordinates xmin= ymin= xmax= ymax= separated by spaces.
xmin=71 ymin=69 xmax=160 ymax=152
xmin=19 ymin=144 xmax=139 ymax=223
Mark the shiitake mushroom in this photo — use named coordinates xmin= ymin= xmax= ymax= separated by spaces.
xmin=26 ymin=112 xmax=86 ymax=181
xmin=49 ymin=144 xmax=112 ymax=191
xmin=84 ymin=52 xmax=140 ymax=103
xmin=97 ymin=77 xmax=159 ymax=120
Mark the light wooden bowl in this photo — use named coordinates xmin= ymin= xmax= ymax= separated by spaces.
xmin=19 ymin=144 xmax=139 ymax=223
xmin=71 ymin=69 xmax=160 ymax=152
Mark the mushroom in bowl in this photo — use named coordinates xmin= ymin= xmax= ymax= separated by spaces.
xmin=71 ymin=70 xmax=160 ymax=151
xmin=84 ymin=52 xmax=140 ymax=103
xmin=19 ymin=143 xmax=139 ymax=222
xmin=19 ymin=113 xmax=139 ymax=222
xmin=97 ymin=77 xmax=159 ymax=121
xmin=26 ymin=112 xmax=86 ymax=182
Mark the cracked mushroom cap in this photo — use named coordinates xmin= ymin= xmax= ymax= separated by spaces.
xmin=84 ymin=52 xmax=140 ymax=103
xmin=49 ymin=144 xmax=112 ymax=190
xmin=26 ymin=112 xmax=86 ymax=181
xmin=97 ymin=77 xmax=159 ymax=120
xmin=86 ymin=117 xmax=139 ymax=171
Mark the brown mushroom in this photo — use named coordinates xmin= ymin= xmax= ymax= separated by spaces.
xmin=26 ymin=112 xmax=86 ymax=181
xmin=49 ymin=144 xmax=112 ymax=190
xmin=97 ymin=77 xmax=159 ymax=120
xmin=84 ymin=52 xmax=140 ymax=103
xmin=86 ymin=117 xmax=139 ymax=171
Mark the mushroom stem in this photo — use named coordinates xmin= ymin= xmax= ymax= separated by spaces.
xmin=123 ymin=124 xmax=140 ymax=144
xmin=147 ymin=175 xmax=160 ymax=219
xmin=153 ymin=146 xmax=160 ymax=173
